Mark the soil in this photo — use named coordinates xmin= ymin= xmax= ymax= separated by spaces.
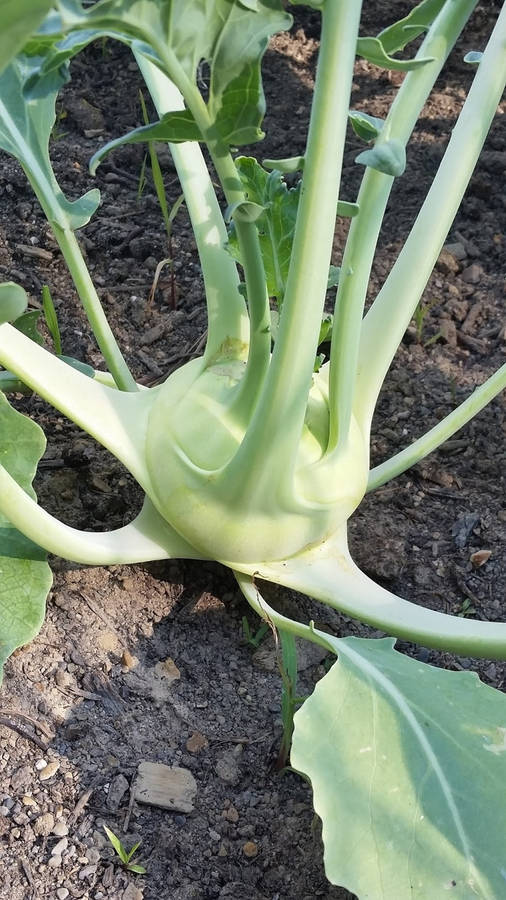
xmin=0 ymin=3 xmax=505 ymax=900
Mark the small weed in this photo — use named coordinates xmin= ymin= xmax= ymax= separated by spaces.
xmin=51 ymin=106 xmax=68 ymax=142
xmin=241 ymin=616 xmax=269 ymax=649
xmin=457 ymin=597 xmax=477 ymax=618
xmin=412 ymin=296 xmax=442 ymax=346
xmin=103 ymin=826 xmax=147 ymax=875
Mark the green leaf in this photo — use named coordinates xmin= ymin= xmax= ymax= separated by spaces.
xmin=14 ymin=310 xmax=44 ymax=346
xmin=0 ymin=392 xmax=51 ymax=683
xmin=464 ymin=51 xmax=483 ymax=65
xmin=225 ymin=199 xmax=265 ymax=224
xmin=89 ymin=111 xmax=202 ymax=174
xmin=356 ymin=37 xmax=434 ymax=72
xmin=227 ymin=156 xmax=300 ymax=304
xmin=291 ymin=636 xmax=506 ymax=898
xmin=127 ymin=863 xmax=147 ymax=875
xmin=0 ymin=282 xmax=28 ymax=324
xmin=356 ymin=0 xmax=445 ymax=71
xmin=326 ymin=267 xmax=340 ymax=289
xmin=377 ymin=0 xmax=446 ymax=55
xmin=58 ymin=355 xmax=95 ymax=378
xmin=336 ymin=200 xmax=359 ymax=218
xmin=349 ymin=110 xmax=384 ymax=142
xmin=0 ymin=54 xmax=101 ymax=231
xmin=288 ymin=0 xmax=324 ymax=7
xmin=51 ymin=0 xmax=291 ymax=147
xmin=125 ymin=841 xmax=142 ymax=861
xmin=42 ymin=285 xmax=62 ymax=355
xmin=0 ymin=372 xmax=31 ymax=395
xmin=355 ymin=138 xmax=406 ymax=177
xmin=0 ymin=1 xmax=54 ymax=76
xmin=263 ymin=155 xmax=305 ymax=173
xmin=103 ymin=826 xmax=128 ymax=862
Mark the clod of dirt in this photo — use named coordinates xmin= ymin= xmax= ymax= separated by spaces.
xmin=215 ymin=747 xmax=242 ymax=785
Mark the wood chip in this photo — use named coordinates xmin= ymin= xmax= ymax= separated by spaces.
xmin=134 ymin=762 xmax=197 ymax=812
xmin=15 ymin=243 xmax=53 ymax=262
xmin=68 ymin=787 xmax=93 ymax=824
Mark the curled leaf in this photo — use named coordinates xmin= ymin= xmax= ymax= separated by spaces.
xmin=349 ymin=110 xmax=384 ymax=142
xmin=263 ymin=155 xmax=305 ymax=173
xmin=225 ymin=199 xmax=265 ymax=224
xmin=355 ymin=139 xmax=406 ymax=177
xmin=464 ymin=51 xmax=483 ymax=65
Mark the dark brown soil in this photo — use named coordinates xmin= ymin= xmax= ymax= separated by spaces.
xmin=0 ymin=4 xmax=505 ymax=899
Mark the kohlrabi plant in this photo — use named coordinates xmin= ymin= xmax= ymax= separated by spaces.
xmin=1 ymin=1 xmax=506 ymax=896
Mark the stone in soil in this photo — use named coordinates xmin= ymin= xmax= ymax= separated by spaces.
xmin=215 ymin=748 xmax=242 ymax=786
xmin=133 ymin=761 xmax=197 ymax=812
xmin=122 ymin=884 xmax=144 ymax=900
xmin=39 ymin=760 xmax=60 ymax=781
xmin=34 ymin=812 xmax=55 ymax=836
xmin=106 ymin=773 xmax=130 ymax=812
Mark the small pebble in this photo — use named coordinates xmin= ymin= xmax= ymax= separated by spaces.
xmin=34 ymin=813 xmax=55 ymax=837
xmin=121 ymin=649 xmax=138 ymax=669
xmin=55 ymin=668 xmax=73 ymax=688
xmin=85 ymin=847 xmax=101 ymax=865
xmin=39 ymin=761 xmax=60 ymax=781
xmin=222 ymin=804 xmax=239 ymax=824
xmin=79 ymin=864 xmax=97 ymax=880
xmin=242 ymin=840 xmax=258 ymax=858
xmin=56 ymin=889 xmax=69 ymax=900
xmin=35 ymin=759 xmax=47 ymax=771
xmin=52 ymin=837 xmax=68 ymax=856
xmin=0 ymin=806 xmax=10 ymax=817
xmin=48 ymin=855 xmax=62 ymax=868
xmin=52 ymin=820 xmax=69 ymax=837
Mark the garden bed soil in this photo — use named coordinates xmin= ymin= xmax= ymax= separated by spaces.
xmin=0 ymin=3 xmax=505 ymax=899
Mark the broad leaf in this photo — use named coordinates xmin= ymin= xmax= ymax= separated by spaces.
xmin=292 ymin=636 xmax=506 ymax=898
xmin=0 ymin=1 xmax=54 ymax=75
xmin=0 ymin=393 xmax=52 ymax=683
xmin=0 ymin=55 xmax=100 ymax=231
xmin=49 ymin=0 xmax=291 ymax=146
xmin=227 ymin=156 xmax=299 ymax=304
